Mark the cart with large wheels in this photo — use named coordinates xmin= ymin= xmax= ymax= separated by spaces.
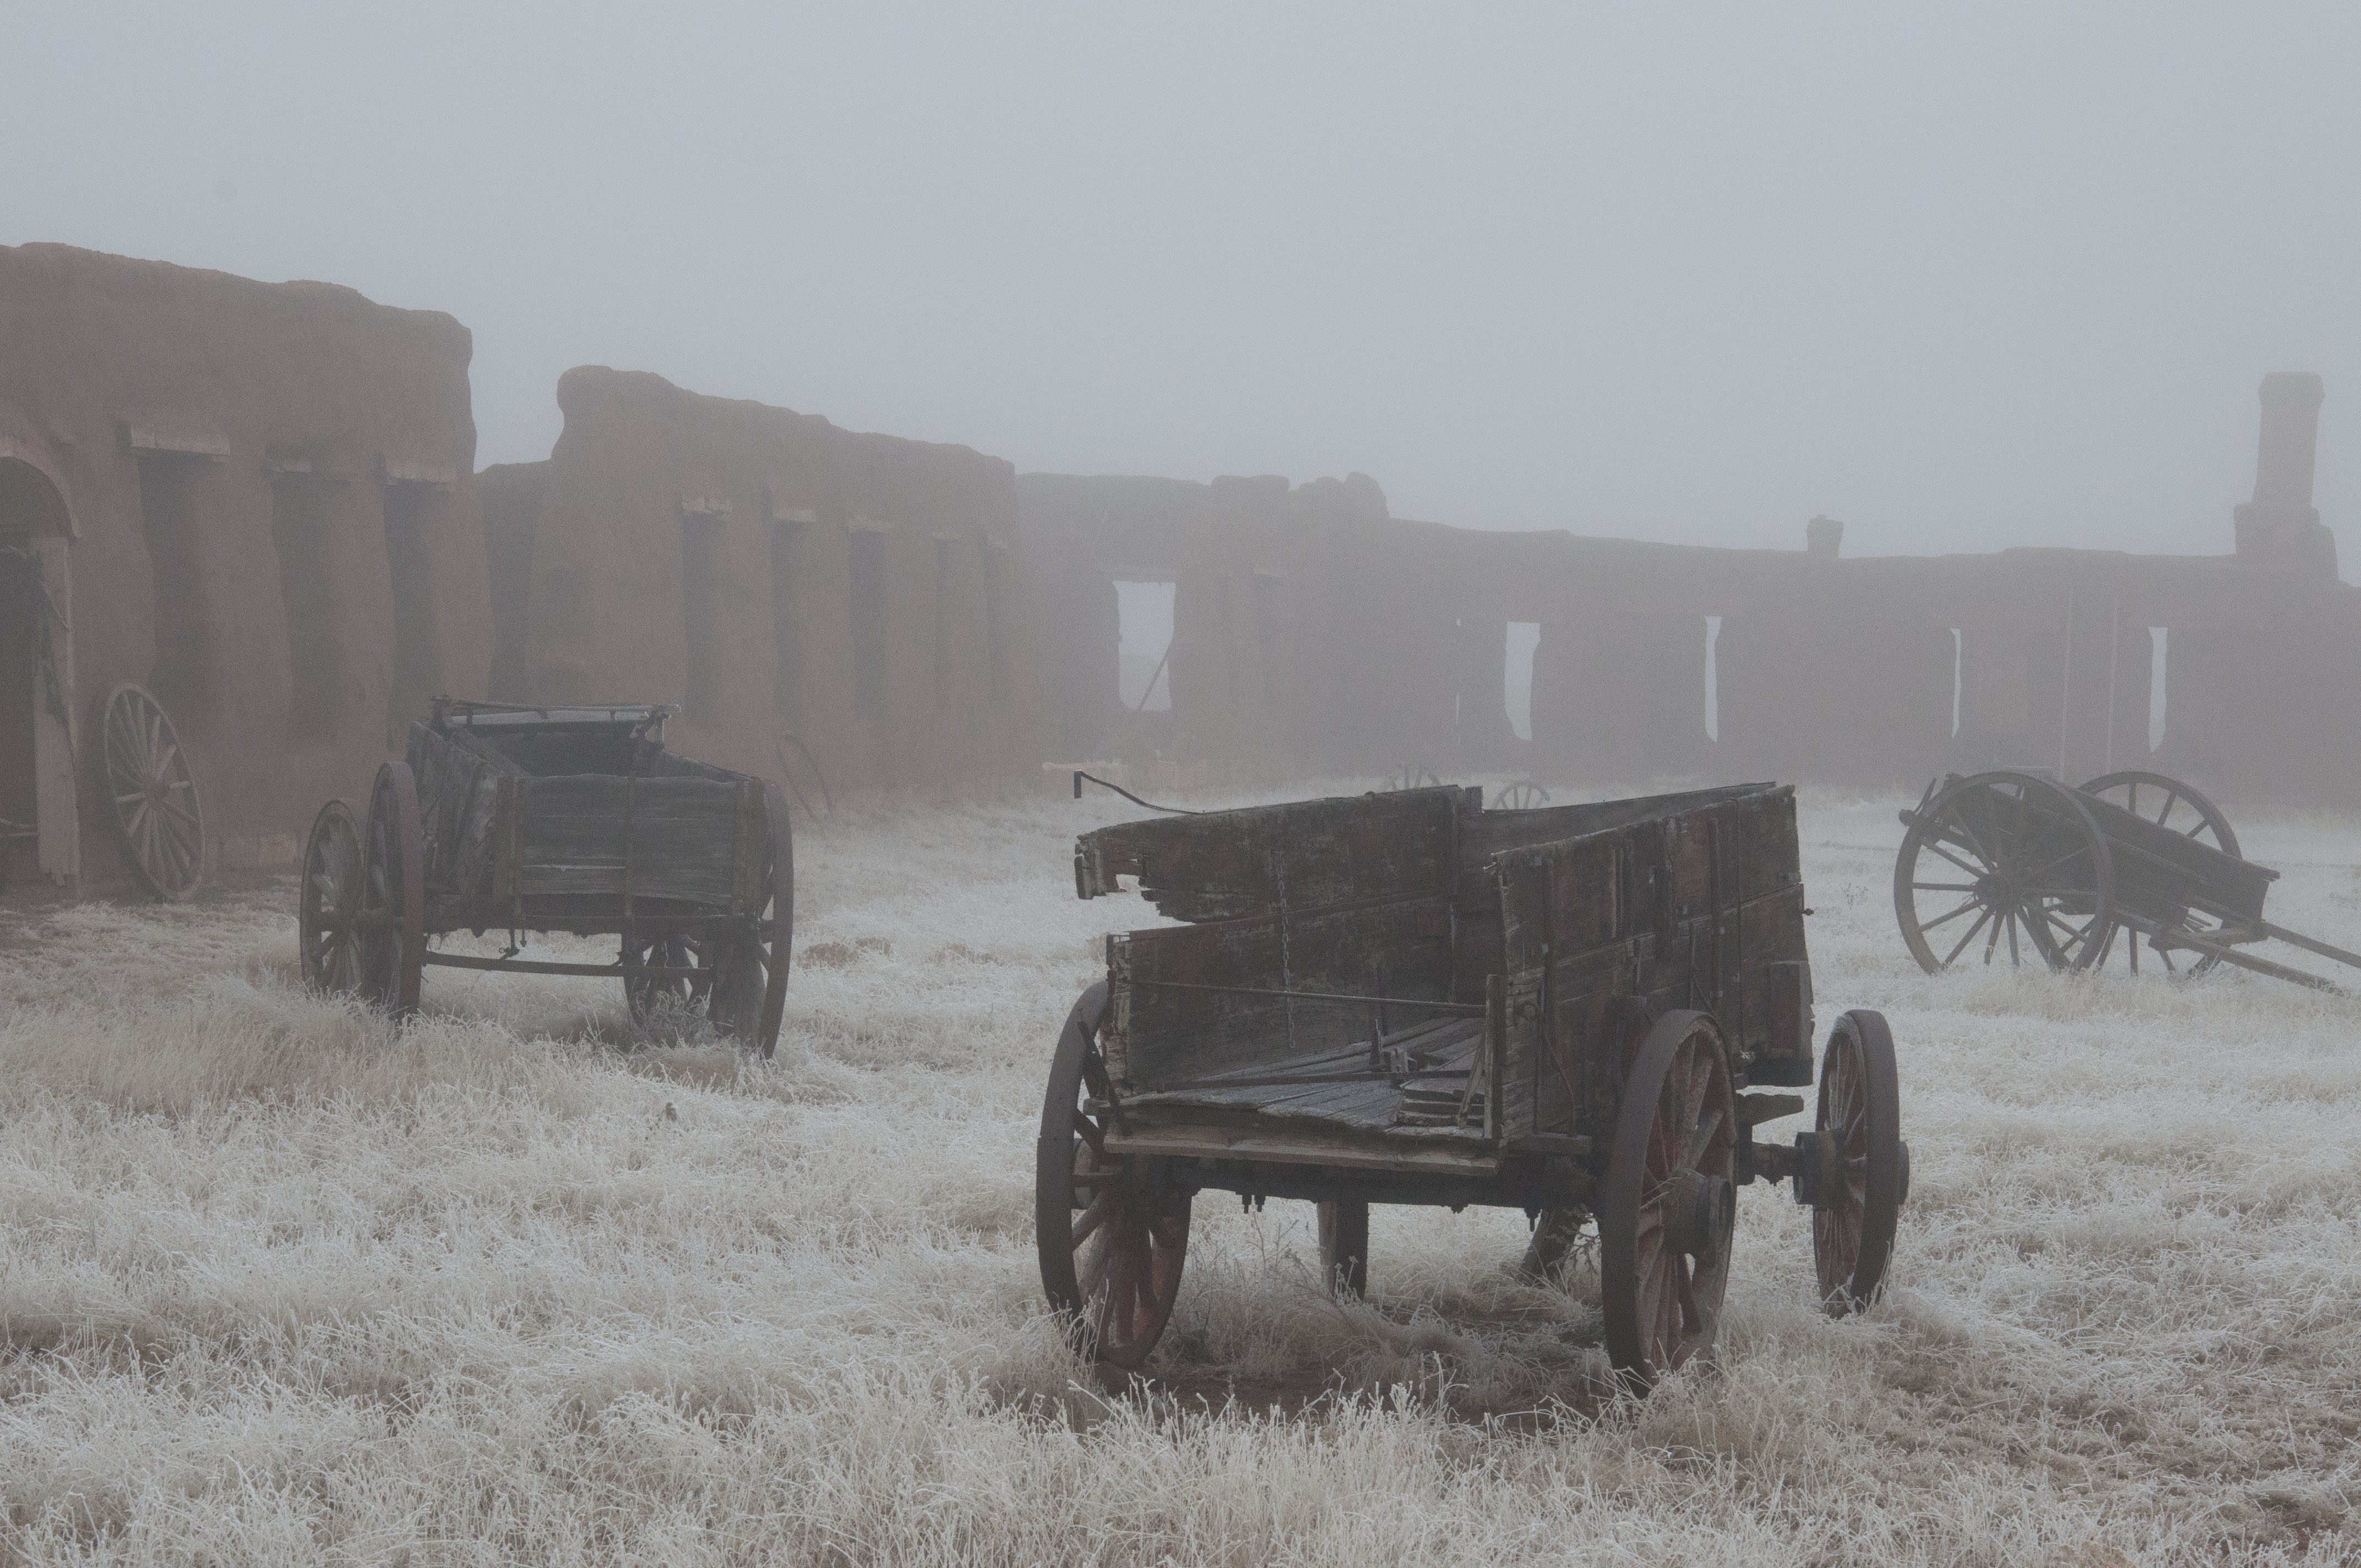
xmin=1894 ymin=767 xmax=2361 ymax=991
xmin=298 ymin=700 xmax=792 ymax=1054
xmin=1038 ymin=783 xmax=1908 ymax=1388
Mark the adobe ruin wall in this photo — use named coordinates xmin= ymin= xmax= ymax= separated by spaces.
xmin=485 ymin=367 xmax=1054 ymax=793
xmin=0 ymin=243 xmax=489 ymax=891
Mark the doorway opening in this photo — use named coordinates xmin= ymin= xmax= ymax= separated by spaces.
xmin=270 ymin=477 xmax=349 ymax=743
xmin=850 ymin=531 xmax=887 ymax=718
xmin=680 ymin=510 xmax=723 ymax=721
xmin=383 ymin=483 xmax=441 ymax=746
xmin=137 ymin=455 xmax=218 ymax=724
xmin=1115 ymin=580 xmax=1175 ymax=711
xmin=1 ymin=454 xmax=75 ymax=886
xmin=1505 ymin=622 xmax=1539 ymax=742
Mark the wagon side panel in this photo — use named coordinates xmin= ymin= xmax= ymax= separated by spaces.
xmin=511 ymin=775 xmax=747 ymax=905
xmin=1104 ymin=895 xmax=1456 ymax=1093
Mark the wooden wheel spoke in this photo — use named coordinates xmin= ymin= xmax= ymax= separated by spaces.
xmin=1071 ymin=1188 xmax=1117 ymax=1247
xmin=1917 ymin=896 xmax=1985 ymax=933
xmin=1072 ymin=1109 xmax=1106 ymax=1156
xmin=1680 ymin=1106 xmax=1724 ymax=1172
xmin=1920 ymin=834 xmax=1989 ymax=880
xmin=1940 ymin=907 xmax=1993 ymax=967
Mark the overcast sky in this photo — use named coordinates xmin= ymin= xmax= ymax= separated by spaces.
xmin=8 ymin=3 xmax=2357 ymax=560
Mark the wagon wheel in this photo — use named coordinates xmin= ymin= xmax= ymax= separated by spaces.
xmin=1894 ymin=771 xmax=2113 ymax=974
xmin=1316 ymin=1201 xmax=1369 ymax=1297
xmin=1803 ymin=1010 xmax=1908 ymax=1315
xmin=1384 ymin=764 xmax=1441 ymax=792
xmin=101 ymin=683 xmax=204 ymax=900
xmin=621 ymin=785 xmax=791 ymax=1057
xmin=2079 ymin=770 xmax=2238 ymax=978
xmin=298 ymin=799 xmax=365 ymax=994
xmin=1598 ymin=1010 xmax=1738 ymax=1391
xmin=1036 ymin=983 xmax=1192 ymax=1368
xmin=623 ymin=933 xmax=717 ymax=1026
xmin=1495 ymin=780 xmax=1552 ymax=810
xmin=358 ymin=761 xmax=426 ymax=1020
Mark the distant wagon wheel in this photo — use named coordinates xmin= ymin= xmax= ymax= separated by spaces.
xmin=1495 ymin=781 xmax=1552 ymax=810
xmin=1803 ymin=1010 xmax=1908 ymax=1315
xmin=1036 ymin=983 xmax=1192 ymax=1368
xmin=358 ymin=761 xmax=426 ymax=1020
xmin=625 ymin=784 xmax=792 ymax=1057
xmin=1894 ymin=771 xmax=2114 ymax=974
xmin=2078 ymin=770 xmax=2238 ymax=977
xmin=1384 ymin=764 xmax=1441 ymax=792
xmin=1598 ymin=1010 xmax=1738 ymax=1391
xmin=298 ymin=799 xmax=365 ymax=995
xmin=101 ymin=682 xmax=205 ymax=901
xmin=1317 ymin=1201 xmax=1369 ymax=1297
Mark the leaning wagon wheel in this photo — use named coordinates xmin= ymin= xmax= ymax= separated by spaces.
xmin=1495 ymin=781 xmax=1552 ymax=810
xmin=1317 ymin=1200 xmax=1369 ymax=1298
xmin=2079 ymin=770 xmax=2238 ymax=978
xmin=1805 ymin=1010 xmax=1908 ymax=1315
xmin=1894 ymin=771 xmax=2113 ymax=974
xmin=298 ymin=799 xmax=365 ymax=995
xmin=1598 ymin=1010 xmax=1738 ymax=1392
xmin=1036 ymin=983 xmax=1192 ymax=1368
xmin=1384 ymin=764 xmax=1441 ymax=792
xmin=101 ymin=683 xmax=204 ymax=900
xmin=358 ymin=761 xmax=426 ymax=1020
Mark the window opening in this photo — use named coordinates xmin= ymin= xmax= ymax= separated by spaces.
xmin=1114 ymin=580 xmax=1175 ymax=711
xmin=1505 ymin=622 xmax=1539 ymax=743
xmin=269 ymin=477 xmax=348 ymax=742
xmin=850 ymin=531 xmax=887 ymax=718
xmin=1703 ymin=615 xmax=1722 ymax=742
xmin=0 ymin=541 xmax=33 ymax=835
xmin=681 ymin=511 xmax=723 ymax=720
xmin=2148 ymin=627 xmax=2168 ymax=752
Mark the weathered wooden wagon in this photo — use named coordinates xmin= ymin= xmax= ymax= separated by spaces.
xmin=1038 ymin=783 xmax=1910 ymax=1388
xmin=1894 ymin=768 xmax=2361 ymax=990
xmin=298 ymin=700 xmax=792 ymax=1052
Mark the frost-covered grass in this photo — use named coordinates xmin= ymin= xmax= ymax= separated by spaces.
xmin=3 ymin=782 xmax=2358 ymax=1564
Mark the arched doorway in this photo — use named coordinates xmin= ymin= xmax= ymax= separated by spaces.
xmin=0 ymin=445 xmax=77 ymax=889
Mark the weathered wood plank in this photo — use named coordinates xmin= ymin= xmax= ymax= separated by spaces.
xmin=1076 ymin=787 xmax=1469 ymax=921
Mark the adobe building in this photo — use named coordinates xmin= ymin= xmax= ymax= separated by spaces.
xmin=478 ymin=367 xmax=1053 ymax=792
xmin=1021 ymin=374 xmax=2360 ymax=806
xmin=0 ymin=243 xmax=490 ymax=892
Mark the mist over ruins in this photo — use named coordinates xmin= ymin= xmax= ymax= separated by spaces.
xmin=5 ymin=10 xmax=2360 ymax=1565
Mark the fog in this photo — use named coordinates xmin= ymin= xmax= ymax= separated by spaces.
xmin=7 ymin=3 xmax=2357 ymax=558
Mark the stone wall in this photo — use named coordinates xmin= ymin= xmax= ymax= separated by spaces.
xmin=0 ymin=243 xmax=488 ymax=891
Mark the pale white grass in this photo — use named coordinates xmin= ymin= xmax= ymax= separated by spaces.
xmin=3 ymin=778 xmax=2358 ymax=1563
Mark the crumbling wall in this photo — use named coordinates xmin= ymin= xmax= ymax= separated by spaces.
xmin=0 ymin=243 xmax=489 ymax=889
xmin=1020 ymin=379 xmax=2358 ymax=808
xmin=501 ymin=367 xmax=1049 ymax=791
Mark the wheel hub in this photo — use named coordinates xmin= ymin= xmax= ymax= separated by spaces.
xmin=1662 ymin=1167 xmax=1734 ymax=1255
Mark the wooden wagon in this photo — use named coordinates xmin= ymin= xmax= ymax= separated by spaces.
xmin=1038 ymin=783 xmax=1910 ymax=1388
xmin=298 ymin=700 xmax=792 ymax=1053
xmin=1895 ymin=767 xmax=2361 ymax=990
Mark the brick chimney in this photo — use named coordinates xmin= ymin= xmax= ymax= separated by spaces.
xmin=2233 ymin=372 xmax=2336 ymax=576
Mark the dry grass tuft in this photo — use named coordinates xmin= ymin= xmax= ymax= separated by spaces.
xmin=3 ymin=780 xmax=2358 ymax=1563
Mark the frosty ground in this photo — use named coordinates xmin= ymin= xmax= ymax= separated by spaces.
xmin=3 ymin=783 xmax=2358 ymax=1565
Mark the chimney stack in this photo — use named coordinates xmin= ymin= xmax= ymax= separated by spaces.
xmin=1805 ymin=515 xmax=1843 ymax=558
xmin=2234 ymin=372 xmax=2336 ymax=576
